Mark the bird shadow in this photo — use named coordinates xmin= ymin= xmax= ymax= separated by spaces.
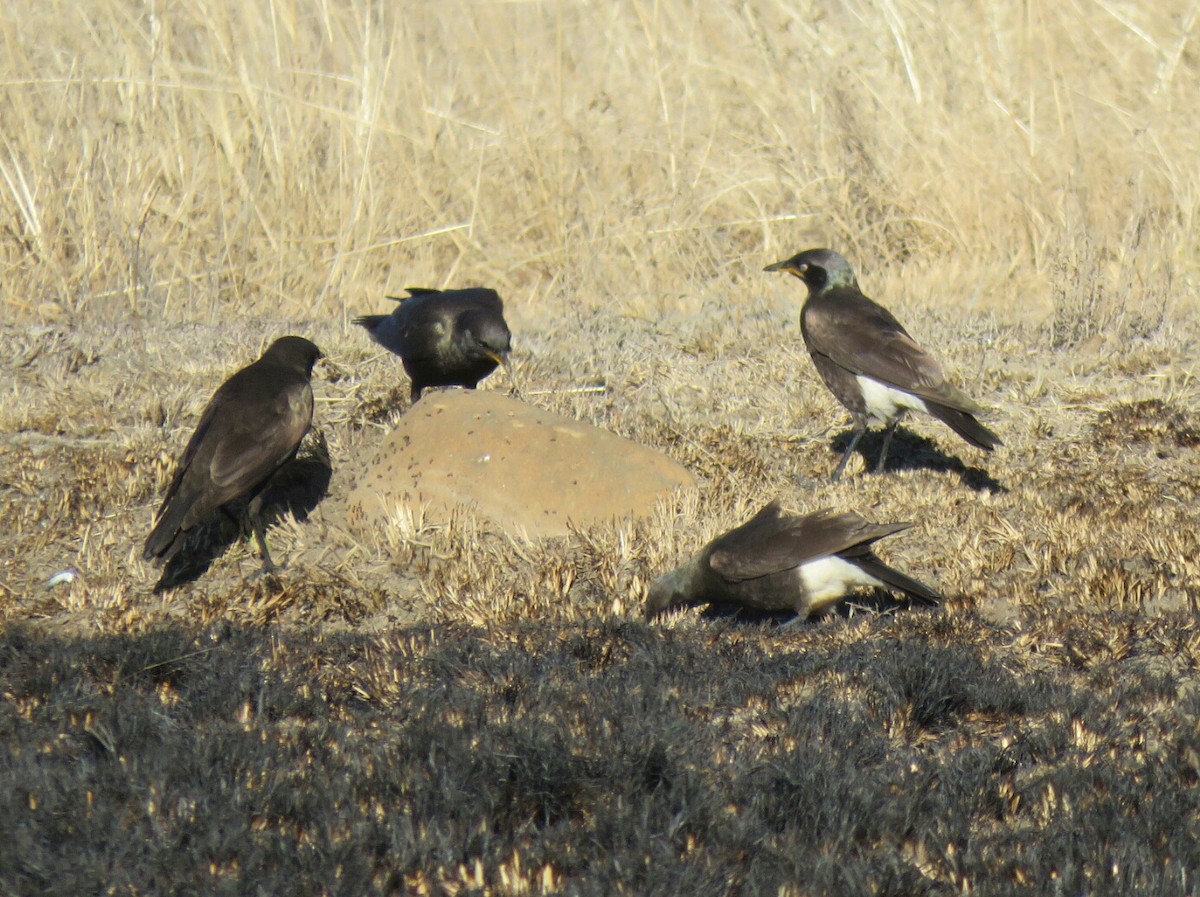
xmin=829 ymin=427 xmax=1006 ymax=493
xmin=152 ymin=439 xmax=334 ymax=592
xmin=697 ymin=590 xmax=938 ymax=627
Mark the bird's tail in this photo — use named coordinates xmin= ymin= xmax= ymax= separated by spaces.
xmin=927 ymin=402 xmax=1002 ymax=451
xmin=855 ymin=555 xmax=942 ymax=606
xmin=143 ymin=507 xmax=187 ymax=565
xmin=352 ymin=314 xmax=386 ymax=333
xmin=142 ymin=482 xmax=201 ymax=565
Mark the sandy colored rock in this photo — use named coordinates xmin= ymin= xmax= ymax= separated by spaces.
xmin=347 ymin=390 xmax=696 ymax=538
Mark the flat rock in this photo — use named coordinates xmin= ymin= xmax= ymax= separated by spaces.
xmin=347 ymin=390 xmax=696 ymax=538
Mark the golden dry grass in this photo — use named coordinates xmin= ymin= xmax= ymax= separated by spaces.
xmin=2 ymin=1 xmax=1200 ymax=891
xmin=3 ymin=0 xmax=1198 ymax=326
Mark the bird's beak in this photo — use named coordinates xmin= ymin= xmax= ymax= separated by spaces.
xmin=763 ymin=258 xmax=794 ymax=273
xmin=489 ymin=350 xmax=522 ymax=398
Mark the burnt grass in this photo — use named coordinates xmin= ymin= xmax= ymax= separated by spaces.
xmin=4 ymin=611 xmax=1200 ymax=895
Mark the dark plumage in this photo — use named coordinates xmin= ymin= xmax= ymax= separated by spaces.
xmin=765 ymin=248 xmax=1001 ymax=481
xmin=144 ymin=336 xmax=322 ymax=574
xmin=354 ymin=287 xmax=512 ymax=402
xmin=645 ymin=501 xmax=940 ymax=620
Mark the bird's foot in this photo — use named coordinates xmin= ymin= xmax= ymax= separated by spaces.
xmin=248 ymin=559 xmax=285 ymax=581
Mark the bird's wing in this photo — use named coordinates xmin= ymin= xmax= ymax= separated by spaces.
xmin=150 ymin=393 xmax=221 ymax=524
xmin=207 ymin=379 xmax=313 ymax=496
xmin=391 ymin=287 xmax=442 ymax=302
xmin=175 ymin=396 xmax=219 ymax=472
xmin=395 ymin=310 xmax=451 ymax=365
xmin=804 ymin=290 xmax=980 ymax=411
xmin=707 ymin=504 xmax=871 ymax=581
xmin=391 ymin=287 xmax=503 ymax=315
xmin=394 ymin=287 xmax=501 ymax=308
xmin=464 ymin=288 xmax=504 ymax=312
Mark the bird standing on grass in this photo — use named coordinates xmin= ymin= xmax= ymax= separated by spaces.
xmin=144 ymin=335 xmax=322 ymax=575
xmin=354 ymin=287 xmax=513 ymax=403
xmin=645 ymin=501 xmax=940 ymax=620
xmin=764 ymin=248 xmax=1000 ymax=481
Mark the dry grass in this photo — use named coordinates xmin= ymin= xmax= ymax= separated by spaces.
xmin=2 ymin=0 xmax=1200 ymax=892
xmin=3 ymin=1 xmax=1197 ymax=324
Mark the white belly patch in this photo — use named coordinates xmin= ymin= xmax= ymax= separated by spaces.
xmin=798 ymin=556 xmax=885 ymax=615
xmin=856 ymin=375 xmax=929 ymax=426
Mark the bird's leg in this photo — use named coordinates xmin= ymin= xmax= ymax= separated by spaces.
xmin=832 ymin=424 xmax=866 ymax=482
xmin=875 ymin=420 xmax=899 ymax=473
xmin=245 ymin=496 xmax=279 ymax=576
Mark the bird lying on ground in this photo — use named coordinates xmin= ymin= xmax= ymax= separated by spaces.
xmin=645 ymin=501 xmax=941 ymax=620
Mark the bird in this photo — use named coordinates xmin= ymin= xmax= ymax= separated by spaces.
xmin=144 ymin=335 xmax=322 ymax=575
xmin=644 ymin=501 xmax=941 ymax=620
xmin=354 ymin=287 xmax=513 ymax=403
xmin=764 ymin=248 xmax=1000 ymax=481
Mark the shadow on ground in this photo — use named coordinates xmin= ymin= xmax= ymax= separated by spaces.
xmin=830 ymin=427 xmax=1007 ymax=493
xmin=2 ymin=612 xmax=1198 ymax=895
xmin=697 ymin=588 xmax=941 ymax=626
xmin=153 ymin=439 xmax=333 ymax=591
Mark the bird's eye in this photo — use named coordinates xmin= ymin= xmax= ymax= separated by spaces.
xmin=798 ymin=264 xmax=809 ymax=275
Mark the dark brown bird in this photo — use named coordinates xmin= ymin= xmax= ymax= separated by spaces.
xmin=354 ymin=287 xmax=512 ymax=402
xmin=645 ymin=501 xmax=940 ymax=620
xmin=144 ymin=335 xmax=322 ymax=574
xmin=764 ymin=248 xmax=1000 ymax=481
